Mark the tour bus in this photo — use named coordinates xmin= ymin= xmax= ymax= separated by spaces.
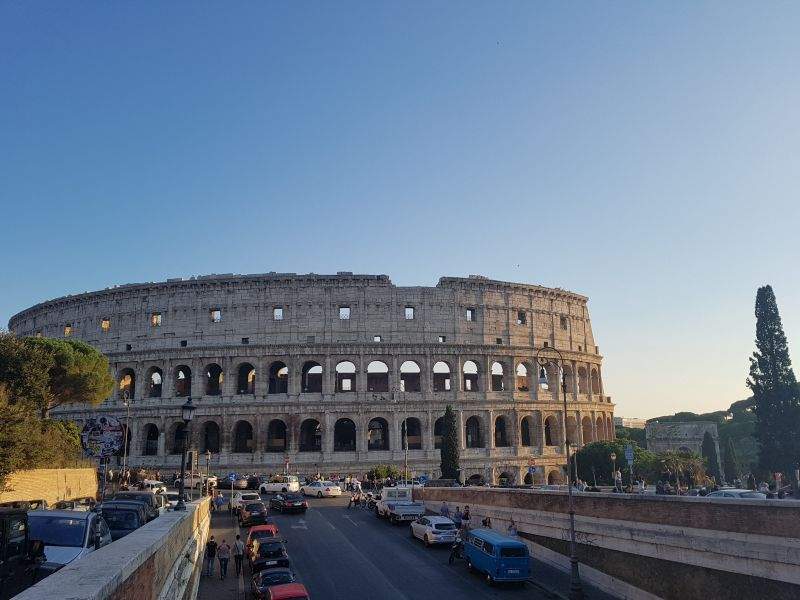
xmin=462 ymin=528 xmax=531 ymax=585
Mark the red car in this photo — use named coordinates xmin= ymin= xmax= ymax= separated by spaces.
xmin=246 ymin=524 xmax=280 ymax=561
xmin=268 ymin=583 xmax=309 ymax=600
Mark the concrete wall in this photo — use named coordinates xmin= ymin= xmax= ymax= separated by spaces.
xmin=419 ymin=487 xmax=800 ymax=600
xmin=0 ymin=468 xmax=97 ymax=505
xmin=15 ymin=498 xmax=211 ymax=600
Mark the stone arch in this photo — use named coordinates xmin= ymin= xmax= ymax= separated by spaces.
xmin=174 ymin=365 xmax=192 ymax=397
xmin=578 ymin=367 xmax=588 ymax=394
xmin=462 ymin=360 xmax=480 ymax=392
xmin=591 ymin=369 xmax=601 ymax=394
xmin=145 ymin=366 xmax=163 ymax=398
xmin=520 ymin=416 xmax=534 ymax=447
xmin=465 ymin=415 xmax=483 ymax=448
xmin=494 ymin=415 xmax=510 ymax=447
xmin=232 ymin=420 xmax=254 ymax=453
xmin=301 ymin=361 xmax=323 ymax=393
xmin=566 ymin=415 xmax=578 ymax=445
xmin=335 ymin=360 xmax=357 ymax=392
xmin=544 ymin=415 xmax=558 ymax=446
xmin=366 ymin=360 xmax=389 ymax=393
xmin=236 ymin=363 xmax=256 ymax=395
xmin=401 ymin=417 xmax=422 ymax=450
xmin=168 ymin=422 xmax=186 ymax=454
xmin=268 ymin=361 xmax=289 ymax=394
xmin=299 ymin=419 xmax=321 ymax=452
xmin=596 ymin=416 xmax=606 ymax=440
xmin=524 ymin=471 xmax=534 ymax=485
xmin=400 ymin=360 xmax=421 ymax=392
xmin=498 ymin=471 xmax=515 ymax=485
xmin=563 ymin=365 xmax=574 ymax=393
xmin=606 ymin=416 xmax=614 ymax=440
xmin=118 ymin=368 xmax=135 ymax=399
xmin=205 ymin=363 xmax=224 ymax=396
xmin=367 ymin=417 xmax=390 ymax=451
xmin=491 ymin=361 xmax=505 ymax=392
xmin=515 ymin=363 xmax=531 ymax=392
xmin=434 ymin=417 xmax=444 ymax=449
xmin=433 ymin=361 xmax=452 ymax=392
xmin=200 ymin=421 xmax=220 ymax=453
xmin=265 ymin=419 xmax=287 ymax=452
xmin=142 ymin=423 xmax=159 ymax=456
xmin=334 ymin=418 xmax=357 ymax=452
xmin=547 ymin=469 xmax=562 ymax=485
xmin=582 ymin=416 xmax=594 ymax=443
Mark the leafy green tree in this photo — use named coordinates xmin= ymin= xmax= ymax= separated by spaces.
xmin=723 ymin=436 xmax=740 ymax=483
xmin=615 ymin=426 xmax=646 ymax=447
xmin=746 ymin=285 xmax=800 ymax=476
xmin=440 ymin=405 xmax=460 ymax=480
xmin=701 ymin=431 xmax=722 ymax=483
xmin=572 ymin=440 xmax=660 ymax=486
xmin=367 ymin=464 xmax=401 ymax=481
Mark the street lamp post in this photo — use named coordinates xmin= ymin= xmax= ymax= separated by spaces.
xmin=175 ymin=397 xmax=196 ymax=511
xmin=537 ymin=347 xmax=584 ymax=600
xmin=205 ymin=450 xmax=212 ymax=497
xmin=122 ymin=390 xmax=131 ymax=482
xmin=570 ymin=443 xmax=579 ymax=485
xmin=610 ymin=452 xmax=617 ymax=489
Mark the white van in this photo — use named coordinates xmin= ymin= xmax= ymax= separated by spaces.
xmin=259 ymin=475 xmax=300 ymax=494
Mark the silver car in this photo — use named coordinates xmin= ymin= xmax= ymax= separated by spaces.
xmin=707 ymin=489 xmax=767 ymax=499
xmin=410 ymin=515 xmax=458 ymax=546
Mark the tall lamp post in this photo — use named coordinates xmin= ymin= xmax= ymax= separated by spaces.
xmin=610 ymin=452 xmax=617 ymax=489
xmin=122 ymin=390 xmax=131 ymax=479
xmin=537 ymin=346 xmax=584 ymax=600
xmin=175 ymin=397 xmax=196 ymax=511
xmin=570 ymin=443 xmax=579 ymax=485
xmin=205 ymin=450 xmax=212 ymax=497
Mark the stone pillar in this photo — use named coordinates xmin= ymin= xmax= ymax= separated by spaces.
xmin=323 ymin=412 xmax=334 ymax=454
xmin=487 ymin=410 xmax=495 ymax=449
xmin=163 ymin=363 xmax=175 ymax=398
xmin=424 ymin=411 xmax=434 ymax=451
xmin=323 ymin=356 xmax=333 ymax=395
xmin=157 ymin=430 xmax=166 ymax=457
xmin=192 ymin=360 xmax=204 ymax=398
xmin=391 ymin=412 xmax=401 ymax=454
xmin=458 ymin=410 xmax=465 ymax=450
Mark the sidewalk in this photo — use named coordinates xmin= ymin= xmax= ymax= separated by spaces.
xmin=197 ymin=508 xmax=246 ymax=600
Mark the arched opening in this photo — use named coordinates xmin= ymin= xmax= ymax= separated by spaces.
xmin=233 ymin=421 xmax=254 ymax=453
xmin=563 ymin=366 xmax=574 ymax=394
xmin=142 ymin=423 xmax=159 ymax=456
xmin=539 ymin=365 xmax=557 ymax=391
xmin=402 ymin=417 xmax=422 ymax=450
xmin=367 ymin=418 xmax=389 ymax=451
xmin=515 ymin=363 xmax=530 ymax=392
xmin=268 ymin=361 xmax=289 ymax=394
xmin=366 ymin=361 xmax=389 ymax=393
xmin=266 ymin=420 xmax=287 ymax=452
xmin=433 ymin=361 xmax=451 ymax=392
xmin=174 ymin=366 xmax=191 ymax=397
xmin=434 ymin=417 xmax=444 ymax=449
xmin=566 ymin=416 xmax=578 ymax=445
xmin=596 ymin=416 xmax=605 ymax=440
xmin=465 ymin=416 xmax=483 ymax=448
xmin=591 ymin=369 xmax=601 ymax=394
xmin=578 ymin=367 xmax=588 ymax=394
xmin=146 ymin=367 xmax=163 ymax=398
xmin=491 ymin=362 xmax=504 ymax=392
xmin=607 ymin=417 xmax=614 ymax=439
xmin=582 ymin=416 xmax=593 ymax=443
xmin=524 ymin=471 xmax=533 ymax=485
xmin=498 ymin=471 xmax=514 ymax=485
xmin=544 ymin=416 xmax=558 ymax=446
xmin=520 ymin=417 xmax=533 ymax=447
xmin=301 ymin=362 xmax=323 ymax=393
xmin=494 ymin=416 xmax=510 ymax=447
xmin=205 ymin=363 xmax=224 ymax=396
xmin=547 ymin=470 xmax=561 ymax=485
xmin=237 ymin=363 xmax=256 ymax=395
xmin=467 ymin=474 xmax=485 ymax=486
xmin=333 ymin=419 xmax=357 ymax=452
xmin=400 ymin=361 xmax=421 ymax=392
xmin=201 ymin=421 xmax=220 ymax=453
xmin=299 ymin=419 xmax=321 ymax=452
xmin=170 ymin=423 xmax=186 ymax=455
xmin=335 ymin=361 xmax=357 ymax=392
xmin=118 ymin=369 xmax=135 ymax=399
xmin=462 ymin=361 xmax=479 ymax=392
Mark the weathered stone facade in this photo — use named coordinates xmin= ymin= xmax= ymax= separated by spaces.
xmin=8 ymin=273 xmax=614 ymax=484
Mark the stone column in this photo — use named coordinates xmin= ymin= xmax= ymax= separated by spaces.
xmin=487 ymin=410 xmax=495 ymax=449
xmin=323 ymin=356 xmax=333 ymax=395
xmin=163 ymin=363 xmax=175 ymax=398
xmin=424 ymin=411 xmax=434 ymax=450
xmin=458 ymin=410 xmax=465 ymax=450
xmin=323 ymin=412 xmax=334 ymax=454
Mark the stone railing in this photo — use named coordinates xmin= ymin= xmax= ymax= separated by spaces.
xmin=15 ymin=498 xmax=211 ymax=600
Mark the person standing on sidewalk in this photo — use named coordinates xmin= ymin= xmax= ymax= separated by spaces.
xmin=232 ymin=534 xmax=245 ymax=577
xmin=217 ymin=539 xmax=231 ymax=580
xmin=204 ymin=536 xmax=217 ymax=577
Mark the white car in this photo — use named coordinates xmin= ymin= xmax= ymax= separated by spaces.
xmin=142 ymin=480 xmax=168 ymax=494
xmin=410 ymin=516 xmax=458 ymax=546
xmin=175 ymin=474 xmax=218 ymax=489
xmin=300 ymin=481 xmax=342 ymax=498
xmin=707 ymin=489 xmax=768 ymax=499
xmin=260 ymin=475 xmax=301 ymax=494
xmin=228 ymin=491 xmax=262 ymax=513
xmin=27 ymin=510 xmax=113 ymax=575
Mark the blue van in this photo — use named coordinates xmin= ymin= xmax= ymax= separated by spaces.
xmin=462 ymin=528 xmax=531 ymax=585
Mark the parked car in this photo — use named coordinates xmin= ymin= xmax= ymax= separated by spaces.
xmin=410 ymin=516 xmax=457 ymax=546
xmin=98 ymin=501 xmax=147 ymax=540
xmin=163 ymin=491 xmax=187 ymax=509
xmin=229 ymin=491 xmax=262 ymax=513
xmin=260 ymin=476 xmax=301 ymax=494
xmin=376 ymin=486 xmax=424 ymax=525
xmin=0 ymin=500 xmax=49 ymax=511
xmin=246 ymin=524 xmax=281 ymax=561
xmin=250 ymin=538 xmax=290 ymax=573
xmin=707 ymin=489 xmax=768 ymax=499
xmin=27 ymin=510 xmax=112 ymax=576
xmin=250 ymin=567 xmax=296 ymax=599
xmin=52 ymin=497 xmax=96 ymax=512
xmin=462 ymin=528 xmax=531 ymax=585
xmin=299 ymin=481 xmax=341 ymax=498
xmin=268 ymin=493 xmax=307 ymax=514
xmin=141 ymin=480 xmax=168 ymax=494
xmin=233 ymin=478 xmax=250 ymax=490
xmin=112 ymin=492 xmax=161 ymax=521
xmin=266 ymin=583 xmax=310 ymax=600
xmin=0 ymin=508 xmax=45 ymax=600
xmin=239 ymin=502 xmax=269 ymax=527
xmin=174 ymin=473 xmax=217 ymax=489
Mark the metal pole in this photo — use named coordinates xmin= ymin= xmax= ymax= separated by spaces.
xmin=175 ymin=427 xmax=188 ymax=511
xmin=122 ymin=391 xmax=130 ymax=477
xmin=403 ymin=417 xmax=409 ymax=482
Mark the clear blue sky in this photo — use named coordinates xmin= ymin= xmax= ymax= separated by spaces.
xmin=2 ymin=3 xmax=799 ymax=418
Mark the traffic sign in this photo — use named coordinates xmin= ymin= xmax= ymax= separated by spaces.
xmin=528 ymin=466 xmax=536 ymax=475
xmin=624 ymin=445 xmax=634 ymax=466
xmin=227 ymin=472 xmax=237 ymax=482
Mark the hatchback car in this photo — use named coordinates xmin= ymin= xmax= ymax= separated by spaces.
xmin=112 ymin=492 xmax=161 ymax=521
xmin=299 ymin=481 xmax=341 ymax=498
xmin=239 ymin=502 xmax=269 ymax=527
xmin=250 ymin=567 xmax=296 ymax=599
xmin=27 ymin=510 xmax=112 ymax=575
xmin=229 ymin=491 xmax=262 ymax=513
xmin=250 ymin=539 xmax=290 ymax=573
xmin=267 ymin=583 xmax=309 ymax=600
xmin=269 ymin=494 xmax=307 ymax=514
xmin=98 ymin=501 xmax=147 ymax=540
xmin=410 ymin=515 xmax=458 ymax=546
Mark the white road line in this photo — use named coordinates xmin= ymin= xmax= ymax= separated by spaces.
xmin=343 ymin=514 xmax=360 ymax=527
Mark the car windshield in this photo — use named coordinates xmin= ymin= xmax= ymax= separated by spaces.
xmin=322 ymin=481 xmax=335 ymax=486
xmin=434 ymin=523 xmax=455 ymax=530
xmin=28 ymin=515 xmax=87 ymax=547
xmin=500 ymin=546 xmax=527 ymax=557
xmin=242 ymin=494 xmax=260 ymax=501
xmin=246 ymin=503 xmax=264 ymax=511
xmin=284 ymin=495 xmax=303 ymax=501
xmin=259 ymin=570 xmax=294 ymax=585
xmin=103 ymin=510 xmax=140 ymax=529
xmin=741 ymin=492 xmax=767 ymax=498
xmin=254 ymin=530 xmax=276 ymax=540
xmin=258 ymin=544 xmax=284 ymax=558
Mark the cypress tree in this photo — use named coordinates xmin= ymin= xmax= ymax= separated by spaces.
xmin=440 ymin=405 xmax=460 ymax=480
xmin=723 ymin=436 xmax=740 ymax=484
xmin=746 ymin=285 xmax=800 ymax=476
xmin=701 ymin=431 xmax=721 ymax=483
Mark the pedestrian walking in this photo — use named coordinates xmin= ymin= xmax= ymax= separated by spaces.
xmin=215 ymin=493 xmax=225 ymax=513
xmin=440 ymin=501 xmax=450 ymax=518
xmin=461 ymin=506 xmax=471 ymax=531
xmin=453 ymin=506 xmax=463 ymax=528
xmin=233 ymin=534 xmax=245 ymax=576
xmin=205 ymin=536 xmax=217 ymax=577
xmin=217 ymin=539 xmax=231 ymax=580
xmin=507 ymin=519 xmax=518 ymax=537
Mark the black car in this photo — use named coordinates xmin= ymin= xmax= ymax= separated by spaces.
xmin=269 ymin=493 xmax=307 ymax=514
xmin=239 ymin=502 xmax=269 ymax=527
xmin=250 ymin=567 xmax=296 ymax=599
xmin=99 ymin=502 xmax=146 ymax=540
xmin=250 ymin=539 xmax=290 ymax=573
xmin=0 ymin=509 xmax=45 ymax=600
xmin=111 ymin=492 xmax=160 ymax=522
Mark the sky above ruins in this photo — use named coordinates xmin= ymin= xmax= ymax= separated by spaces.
xmin=2 ymin=4 xmax=800 ymax=418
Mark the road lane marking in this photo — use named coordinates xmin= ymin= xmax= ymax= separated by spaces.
xmin=343 ymin=514 xmax=360 ymax=527
xmin=291 ymin=518 xmax=308 ymax=530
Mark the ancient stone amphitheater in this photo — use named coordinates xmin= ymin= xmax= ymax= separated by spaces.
xmin=8 ymin=273 xmax=614 ymax=484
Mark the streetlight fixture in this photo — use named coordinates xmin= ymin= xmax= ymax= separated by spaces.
xmin=536 ymin=346 xmax=584 ymax=600
xmin=175 ymin=397 xmax=196 ymax=511
xmin=610 ymin=452 xmax=617 ymax=489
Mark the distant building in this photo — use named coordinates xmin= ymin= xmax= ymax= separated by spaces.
xmin=646 ymin=421 xmax=722 ymax=476
xmin=614 ymin=417 xmax=646 ymax=429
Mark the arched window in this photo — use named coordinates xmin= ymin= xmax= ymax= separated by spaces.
xmin=266 ymin=420 xmax=287 ymax=452
xmin=433 ymin=361 xmax=451 ymax=392
xmin=465 ymin=416 xmax=483 ymax=448
xmin=520 ymin=416 xmax=533 ymax=447
xmin=299 ymin=419 xmax=321 ymax=452
xmin=596 ymin=416 xmax=605 ymax=440
xmin=301 ymin=362 xmax=323 ymax=393
xmin=524 ymin=471 xmax=533 ymax=485
xmin=491 ymin=362 xmax=504 ymax=392
xmin=400 ymin=361 xmax=421 ymax=392
xmin=498 ymin=471 xmax=514 ymax=485
xmin=515 ymin=363 xmax=530 ymax=392
xmin=582 ymin=417 xmax=593 ymax=443
xmin=368 ymin=418 xmax=389 ymax=451
xmin=174 ymin=366 xmax=191 ymax=397
xmin=566 ymin=416 xmax=578 ymax=445
xmin=268 ymin=361 xmax=288 ymax=394
xmin=548 ymin=470 xmax=562 ymax=485
xmin=142 ymin=423 xmax=159 ymax=456
xmin=366 ymin=361 xmax=389 ymax=393
xmin=494 ymin=416 xmax=509 ymax=447
xmin=237 ymin=363 xmax=255 ymax=395
xmin=462 ymin=361 xmax=479 ymax=392
xmin=334 ymin=419 xmax=357 ymax=452
xmin=434 ymin=417 xmax=444 ymax=449
xmin=607 ymin=416 xmax=614 ymax=440
xmin=233 ymin=420 xmax=254 ymax=453
xmin=146 ymin=367 xmax=163 ymax=398
xmin=591 ymin=369 xmax=601 ymax=394
xmin=335 ymin=361 xmax=357 ymax=392
xmin=402 ymin=418 xmax=422 ymax=450
xmin=563 ymin=365 xmax=574 ymax=394
xmin=544 ymin=416 xmax=557 ymax=446
xmin=205 ymin=363 xmax=224 ymax=396
xmin=201 ymin=421 xmax=220 ymax=453
xmin=170 ymin=423 xmax=186 ymax=455
xmin=578 ymin=367 xmax=588 ymax=394
xmin=118 ymin=369 xmax=135 ymax=399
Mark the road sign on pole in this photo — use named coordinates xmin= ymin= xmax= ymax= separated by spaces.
xmin=625 ymin=445 xmax=634 ymax=466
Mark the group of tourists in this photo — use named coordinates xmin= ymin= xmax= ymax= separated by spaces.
xmin=204 ymin=534 xmax=245 ymax=580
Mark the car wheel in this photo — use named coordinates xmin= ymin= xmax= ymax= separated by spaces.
xmin=424 ymin=535 xmax=431 ymax=547
xmin=409 ymin=526 xmax=415 ymax=538
xmin=485 ymin=573 xmax=494 ymax=586
xmin=467 ymin=559 xmax=474 ymax=573
xmin=317 ymin=491 xmax=323 ymax=498
xmin=282 ymin=487 xmax=287 ymax=492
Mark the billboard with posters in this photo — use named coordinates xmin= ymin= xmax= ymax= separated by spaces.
xmin=81 ymin=415 xmax=124 ymax=458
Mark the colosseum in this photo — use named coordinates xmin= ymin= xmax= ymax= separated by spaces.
xmin=8 ymin=272 xmax=614 ymax=485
